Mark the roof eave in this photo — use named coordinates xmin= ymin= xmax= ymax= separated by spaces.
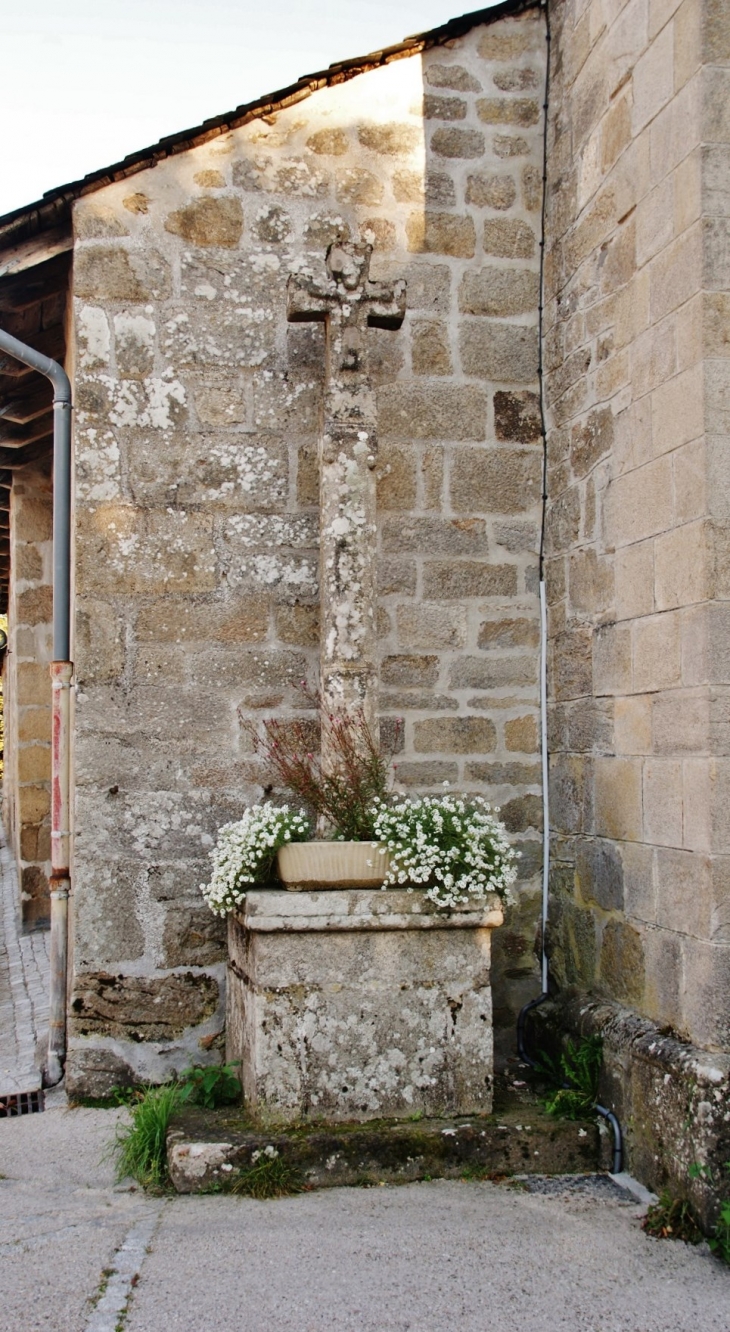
xmin=0 ymin=0 xmax=541 ymax=250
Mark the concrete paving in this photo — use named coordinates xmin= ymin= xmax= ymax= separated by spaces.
xmin=1 ymin=1096 xmax=728 ymax=1332
xmin=0 ymin=823 xmax=49 ymax=1096
xmin=0 ymin=1097 xmax=153 ymax=1332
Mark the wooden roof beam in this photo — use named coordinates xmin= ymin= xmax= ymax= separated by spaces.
xmin=0 ymin=410 xmax=53 ymax=447
xmin=0 ymin=227 xmax=72 ymax=280
xmin=0 ymin=437 xmax=52 ymax=469
xmin=0 ymin=253 xmax=71 ymax=314
xmin=0 ymin=325 xmax=64 ymax=376
xmin=0 ymin=380 xmax=53 ymax=424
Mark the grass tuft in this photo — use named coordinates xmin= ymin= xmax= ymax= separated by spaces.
xmin=231 ymin=1154 xmax=304 ymax=1199
xmin=112 ymin=1082 xmax=183 ymax=1190
xmin=108 ymin=1064 xmax=241 ymax=1192
xmin=711 ymin=1197 xmax=730 ymax=1264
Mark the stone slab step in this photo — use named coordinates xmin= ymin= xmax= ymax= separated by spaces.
xmin=168 ymin=1091 xmax=606 ymax=1193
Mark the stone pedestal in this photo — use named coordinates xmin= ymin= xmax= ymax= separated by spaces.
xmin=226 ymin=888 xmax=503 ymax=1125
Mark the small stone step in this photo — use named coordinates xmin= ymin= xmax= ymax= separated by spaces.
xmin=168 ymin=1086 xmax=605 ymax=1193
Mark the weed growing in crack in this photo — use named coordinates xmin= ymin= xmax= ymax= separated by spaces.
xmin=87 ymin=1267 xmax=115 ymax=1312
xmin=538 ymin=1035 xmax=602 ymax=1120
xmin=231 ymin=1152 xmax=304 ymax=1199
xmin=639 ymin=1163 xmax=730 ymax=1261
xmin=178 ymin=1062 xmax=242 ymax=1110
xmin=460 ymin=1164 xmax=492 ymax=1182
xmin=460 ymin=1166 xmax=526 ymax=1185
xmin=712 ymin=1194 xmax=730 ymax=1264
xmin=642 ymin=1192 xmax=703 ymax=1245
xmin=689 ymin=1162 xmax=730 ymax=1264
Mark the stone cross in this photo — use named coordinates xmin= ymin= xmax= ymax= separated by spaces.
xmin=287 ymin=243 xmax=406 ymax=772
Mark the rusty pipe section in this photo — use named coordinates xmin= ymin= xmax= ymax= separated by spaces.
xmin=0 ymin=328 xmax=73 ymax=1086
xmin=48 ymin=661 xmax=73 ymax=1084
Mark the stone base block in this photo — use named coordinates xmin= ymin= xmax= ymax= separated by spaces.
xmin=227 ymin=888 xmax=503 ymax=1125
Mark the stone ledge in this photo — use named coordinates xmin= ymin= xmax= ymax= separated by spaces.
xmin=167 ymin=1087 xmax=603 ymax=1193
xmin=240 ymin=887 xmax=504 ymax=932
xmin=529 ymin=993 xmax=730 ymax=1231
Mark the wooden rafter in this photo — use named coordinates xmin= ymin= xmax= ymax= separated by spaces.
xmin=0 ymin=411 xmax=54 ymax=448
xmin=0 ymin=248 xmax=69 ymax=608
xmin=0 ymin=381 xmax=53 ymax=424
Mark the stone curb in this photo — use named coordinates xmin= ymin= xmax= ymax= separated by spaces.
xmin=167 ymin=1102 xmax=603 ymax=1193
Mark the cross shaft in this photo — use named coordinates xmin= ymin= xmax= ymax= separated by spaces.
xmin=287 ymin=243 xmax=406 ymax=774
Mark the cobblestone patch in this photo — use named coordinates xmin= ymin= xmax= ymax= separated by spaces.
xmin=0 ymin=821 xmax=50 ymax=1094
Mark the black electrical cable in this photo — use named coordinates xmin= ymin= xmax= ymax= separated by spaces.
xmin=517 ymin=992 xmax=548 ymax=1065
xmin=596 ymin=1106 xmax=623 ymax=1174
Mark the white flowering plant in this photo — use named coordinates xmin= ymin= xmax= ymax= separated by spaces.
xmin=202 ymin=791 xmax=519 ymax=917
xmin=371 ymin=793 xmax=519 ymax=911
xmin=201 ymin=803 xmax=311 ymax=916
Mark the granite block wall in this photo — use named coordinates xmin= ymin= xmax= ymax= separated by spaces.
xmin=545 ymin=0 xmax=730 ymax=1054
xmin=3 ymin=460 xmax=54 ymax=930
xmin=64 ymin=10 xmax=548 ymax=1092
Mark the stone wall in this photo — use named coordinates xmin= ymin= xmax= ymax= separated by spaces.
xmin=534 ymin=991 xmax=730 ymax=1229
xmin=65 ymin=9 xmax=548 ymax=1092
xmin=3 ymin=461 xmax=54 ymax=930
xmin=544 ymin=0 xmax=730 ymax=1053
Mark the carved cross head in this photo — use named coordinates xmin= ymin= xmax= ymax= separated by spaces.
xmin=326 ymin=243 xmax=369 ymax=292
xmin=287 ymin=242 xmax=406 ymax=376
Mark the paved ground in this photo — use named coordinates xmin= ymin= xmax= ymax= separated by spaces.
xmin=0 ymin=823 xmax=49 ymax=1095
xmin=0 ymin=1097 xmax=728 ymax=1332
xmin=0 ymin=828 xmax=727 ymax=1329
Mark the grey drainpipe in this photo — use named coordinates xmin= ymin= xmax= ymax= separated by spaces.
xmin=0 ymin=328 xmax=72 ymax=1086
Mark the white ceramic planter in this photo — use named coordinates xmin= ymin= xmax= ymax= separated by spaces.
xmin=276 ymin=840 xmax=390 ymax=890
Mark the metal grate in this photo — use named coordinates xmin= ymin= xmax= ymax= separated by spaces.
xmin=0 ymin=1089 xmax=44 ymax=1117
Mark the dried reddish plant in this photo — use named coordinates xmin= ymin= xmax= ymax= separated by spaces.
xmin=245 ymin=697 xmax=401 ymax=841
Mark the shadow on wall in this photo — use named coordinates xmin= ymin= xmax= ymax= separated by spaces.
xmin=415 ymin=20 xmax=546 ymax=1063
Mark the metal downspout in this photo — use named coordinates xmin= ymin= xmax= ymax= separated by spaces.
xmin=0 ymin=328 xmax=72 ymax=1086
